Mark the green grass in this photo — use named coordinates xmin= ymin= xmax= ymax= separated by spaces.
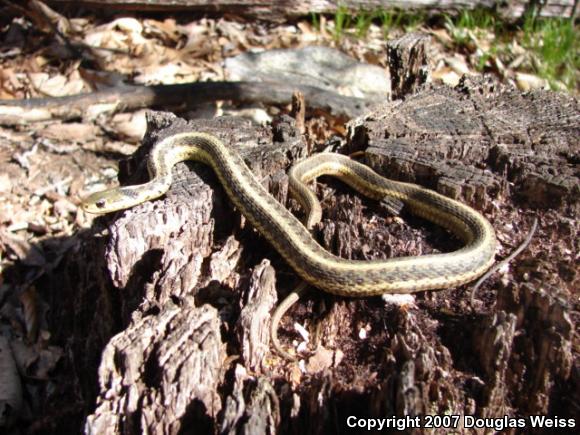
xmin=377 ymin=9 xmax=425 ymax=36
xmin=375 ymin=10 xmax=400 ymax=37
xmin=310 ymin=12 xmax=320 ymax=31
xmin=444 ymin=8 xmax=499 ymax=47
xmin=521 ymin=16 xmax=578 ymax=90
xmin=401 ymin=11 xmax=426 ymax=32
xmin=315 ymin=7 xmax=427 ymax=40
xmin=333 ymin=5 xmax=351 ymax=40
xmin=354 ymin=12 xmax=374 ymax=38
xmin=443 ymin=8 xmax=578 ymax=91
xmin=454 ymin=8 xmax=497 ymax=31
xmin=307 ymin=6 xmax=578 ymax=92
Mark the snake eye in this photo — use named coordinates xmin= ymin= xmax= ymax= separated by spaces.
xmin=96 ymin=199 xmax=106 ymax=208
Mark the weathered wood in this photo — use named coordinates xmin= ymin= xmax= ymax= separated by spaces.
xmin=51 ymin=79 xmax=577 ymax=433
xmin=236 ymin=260 xmax=278 ymax=372
xmin=221 ymin=369 xmax=280 ymax=434
xmin=224 ymin=46 xmax=391 ymax=100
xmin=86 ymin=301 xmax=226 ymax=434
xmin=67 ymin=113 xmax=306 ymax=433
xmin=493 ymin=281 xmax=573 ymax=416
xmin=0 ymin=336 xmax=23 ymax=428
xmin=387 ymin=32 xmax=431 ymax=100
xmin=0 ymin=81 xmax=372 ymax=126
xmin=46 ymin=0 xmax=578 ymax=19
xmin=354 ymin=76 xmax=579 ymax=211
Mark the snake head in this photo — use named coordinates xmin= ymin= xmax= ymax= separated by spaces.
xmin=81 ymin=189 xmax=134 ymax=214
xmin=81 ymin=181 xmax=168 ymax=214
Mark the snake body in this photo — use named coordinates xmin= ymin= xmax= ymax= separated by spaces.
xmin=83 ymin=132 xmax=497 ymax=296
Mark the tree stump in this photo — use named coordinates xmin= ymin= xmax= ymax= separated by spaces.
xmin=51 ymin=78 xmax=578 ymax=434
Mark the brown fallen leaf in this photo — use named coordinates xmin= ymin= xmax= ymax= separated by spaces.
xmin=305 ymin=346 xmax=336 ymax=373
xmin=40 ymin=122 xmax=100 ymax=143
xmin=19 ymin=286 xmax=40 ymax=343
xmin=0 ymin=229 xmax=46 ymax=266
xmin=515 ymin=72 xmax=549 ymax=91
xmin=28 ymin=70 xmax=87 ymax=97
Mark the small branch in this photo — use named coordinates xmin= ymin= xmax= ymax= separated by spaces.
xmin=0 ymin=81 xmax=374 ymax=125
xmin=43 ymin=0 xmax=579 ymax=20
xmin=470 ymin=217 xmax=539 ymax=307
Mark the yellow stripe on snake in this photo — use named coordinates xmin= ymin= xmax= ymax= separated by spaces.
xmin=82 ymin=132 xmax=497 ymax=360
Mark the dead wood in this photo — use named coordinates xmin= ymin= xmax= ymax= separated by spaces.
xmin=46 ymin=0 xmax=578 ymax=20
xmin=50 ymin=78 xmax=577 ymax=433
xmin=387 ymin=32 xmax=431 ymax=100
xmin=352 ymin=76 xmax=579 ymax=211
xmin=0 ymin=81 xmax=373 ymax=126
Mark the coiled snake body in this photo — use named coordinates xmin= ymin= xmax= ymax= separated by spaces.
xmin=82 ymin=133 xmax=497 ymax=357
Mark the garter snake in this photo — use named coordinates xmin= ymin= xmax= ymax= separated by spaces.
xmin=82 ymin=132 xmax=497 ymax=359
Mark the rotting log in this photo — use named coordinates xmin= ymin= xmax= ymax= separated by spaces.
xmin=49 ymin=79 xmax=578 ymax=433
xmin=46 ymin=0 xmax=579 ymax=20
xmin=0 ymin=81 xmax=371 ymax=126
xmin=387 ymin=32 xmax=431 ymax=100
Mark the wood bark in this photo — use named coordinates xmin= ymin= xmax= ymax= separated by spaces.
xmin=47 ymin=0 xmax=578 ymax=20
xmin=47 ymin=79 xmax=578 ymax=433
xmin=387 ymin=32 xmax=431 ymax=100
xmin=0 ymin=81 xmax=371 ymax=126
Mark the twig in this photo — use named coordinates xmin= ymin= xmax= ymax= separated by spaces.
xmin=470 ymin=217 xmax=539 ymax=307
xmin=29 ymin=0 xmax=83 ymax=59
xmin=2 ymin=0 xmax=82 ymax=60
xmin=0 ymin=81 xmax=373 ymax=125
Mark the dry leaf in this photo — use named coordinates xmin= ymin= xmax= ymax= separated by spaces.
xmin=19 ymin=286 xmax=40 ymax=343
xmin=110 ymin=110 xmax=148 ymax=142
xmin=430 ymin=28 xmax=453 ymax=46
xmin=30 ymin=0 xmax=72 ymax=35
xmin=143 ymin=18 xmax=183 ymax=45
xmin=109 ymin=17 xmax=143 ymax=34
xmin=28 ymin=70 xmax=86 ymax=97
xmin=432 ymin=66 xmax=462 ymax=87
xmin=305 ymin=347 xmax=335 ymax=373
xmin=515 ymin=72 xmax=548 ymax=91
xmin=134 ymin=61 xmax=199 ymax=84
xmin=40 ymin=123 xmax=100 ymax=142
xmin=0 ymin=173 xmax=12 ymax=193
xmin=0 ymin=229 xmax=46 ymax=266
xmin=446 ymin=55 xmax=470 ymax=76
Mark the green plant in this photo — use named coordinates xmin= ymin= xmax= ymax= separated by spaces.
xmin=308 ymin=4 xmax=578 ymax=93
xmin=377 ymin=10 xmax=401 ymax=38
xmin=475 ymin=45 xmax=499 ymax=72
xmin=329 ymin=7 xmax=378 ymax=40
xmin=403 ymin=11 xmax=425 ymax=32
xmin=521 ymin=16 xmax=578 ymax=89
xmin=354 ymin=11 xmax=374 ymax=38
xmin=310 ymin=12 xmax=320 ymax=31
xmin=444 ymin=14 xmax=470 ymax=46
xmin=333 ymin=5 xmax=351 ymax=40
xmin=444 ymin=8 xmax=498 ymax=46
xmin=456 ymin=8 xmax=496 ymax=30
